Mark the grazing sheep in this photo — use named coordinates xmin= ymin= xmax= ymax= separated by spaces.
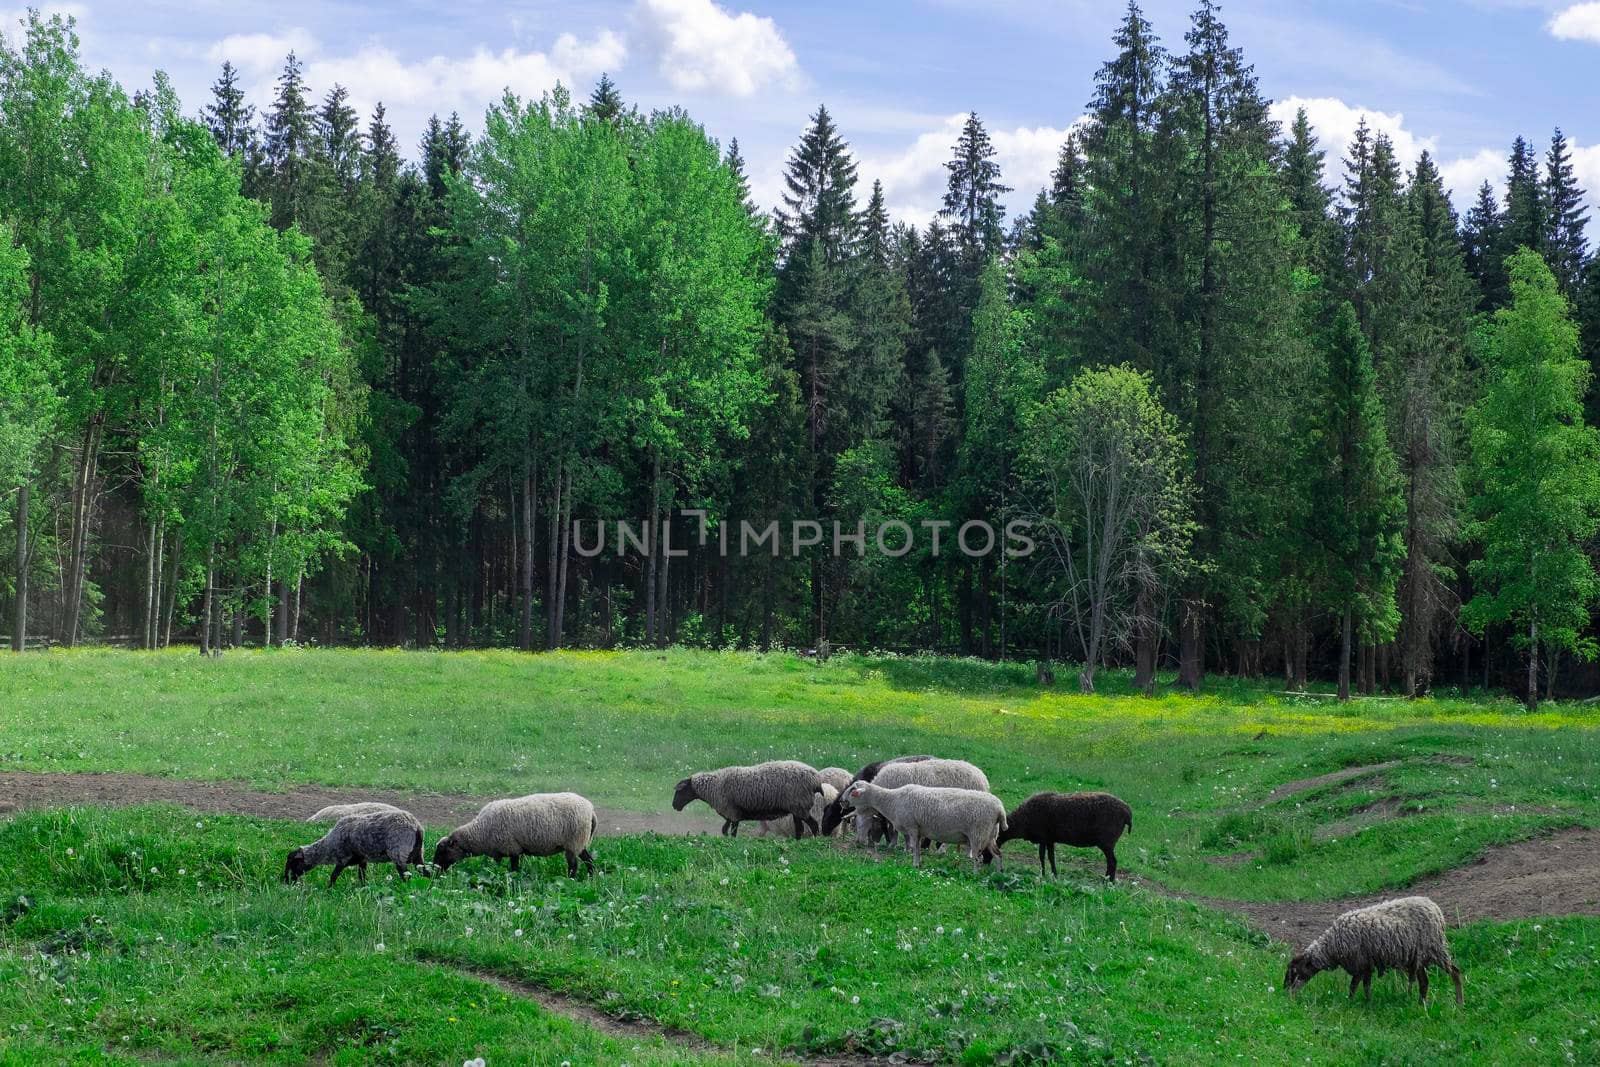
xmin=759 ymin=782 xmax=841 ymax=838
xmin=1284 ymin=896 xmax=1463 ymax=1006
xmin=283 ymin=809 xmax=424 ymax=887
xmin=432 ymin=793 xmax=597 ymax=878
xmin=840 ymin=780 xmax=1006 ymax=872
xmin=305 ymin=801 xmax=405 ymax=823
xmin=671 ymin=760 xmax=824 ymax=838
xmin=817 ymin=767 xmax=854 ymax=794
xmin=994 ymin=791 xmax=1132 ymax=880
xmin=818 ymin=755 xmax=939 ymax=840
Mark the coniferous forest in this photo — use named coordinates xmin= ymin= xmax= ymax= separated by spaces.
xmin=6 ymin=4 xmax=1600 ymax=707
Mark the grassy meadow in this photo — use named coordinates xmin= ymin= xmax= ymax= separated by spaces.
xmin=1 ymin=647 xmax=1598 ymax=1063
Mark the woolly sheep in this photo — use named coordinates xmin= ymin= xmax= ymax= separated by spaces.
xmin=432 ymin=793 xmax=597 ymax=878
xmin=818 ymin=755 xmax=938 ymax=840
xmin=671 ymin=760 xmax=824 ymax=838
xmin=868 ymin=758 xmax=990 ymax=850
xmin=994 ymin=791 xmax=1132 ymax=880
xmin=759 ymin=782 xmax=841 ymax=838
xmin=840 ymin=780 xmax=1006 ymax=872
xmin=283 ymin=809 xmax=424 ymax=887
xmin=1284 ymin=896 xmax=1463 ymax=1006
xmin=817 ymin=766 xmax=854 ymax=794
xmin=305 ymin=801 xmax=405 ymax=823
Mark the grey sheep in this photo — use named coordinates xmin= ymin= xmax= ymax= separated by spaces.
xmin=672 ymin=760 xmax=824 ymax=837
xmin=1284 ymin=896 xmax=1463 ymax=1006
xmin=283 ymin=809 xmax=424 ymax=887
xmin=432 ymin=793 xmax=597 ymax=878
xmin=817 ymin=766 xmax=854 ymax=794
xmin=305 ymin=801 xmax=405 ymax=823
xmin=759 ymin=782 xmax=841 ymax=838
xmin=868 ymin=758 xmax=990 ymax=850
xmin=994 ymin=791 xmax=1132 ymax=880
xmin=840 ymin=780 xmax=1006 ymax=872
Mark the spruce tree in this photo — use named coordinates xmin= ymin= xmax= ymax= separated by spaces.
xmin=723 ymin=137 xmax=755 ymax=214
xmin=587 ymin=73 xmax=623 ymax=124
xmin=318 ymin=84 xmax=361 ymax=188
xmin=941 ymin=111 xmax=1011 ymax=261
xmin=362 ymin=103 xmax=399 ymax=189
xmin=1462 ymin=181 xmax=1506 ymax=310
xmin=264 ymin=52 xmax=314 ymax=230
xmin=203 ymin=61 xmax=254 ymax=160
xmin=1501 ymin=135 xmax=1545 ymax=260
xmin=775 ymin=105 xmax=858 ymax=267
xmin=1544 ymin=128 xmax=1589 ymax=295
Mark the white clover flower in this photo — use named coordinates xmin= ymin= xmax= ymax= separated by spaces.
xmin=514 ymin=929 xmax=524 ymax=938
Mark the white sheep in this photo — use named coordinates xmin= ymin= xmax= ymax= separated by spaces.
xmin=305 ymin=801 xmax=405 ymax=823
xmin=284 ymin=809 xmax=424 ymax=886
xmin=1284 ymin=896 xmax=1464 ymax=1005
xmin=432 ymin=793 xmax=597 ymax=878
xmin=671 ymin=760 xmax=824 ymax=837
xmin=840 ymin=780 xmax=1006 ymax=872
xmin=868 ymin=758 xmax=990 ymax=850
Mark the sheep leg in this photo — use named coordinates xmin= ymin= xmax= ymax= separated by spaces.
xmin=1037 ymin=843 xmax=1048 ymax=876
xmin=792 ymin=812 xmax=806 ymax=840
xmin=1363 ymin=972 xmax=1373 ymax=1001
xmin=1049 ymin=843 xmax=1059 ymax=878
xmin=579 ymin=849 xmax=596 ymax=874
xmin=1416 ymin=968 xmax=1429 ymax=1005
xmin=1102 ymin=845 xmax=1116 ymax=882
xmin=1446 ymin=963 xmax=1462 ymax=1006
xmin=728 ymin=821 xmax=740 ymax=838
xmin=800 ymin=814 xmax=821 ymax=837
xmin=720 ymin=819 xmax=733 ymax=836
xmin=911 ymin=832 xmax=923 ymax=868
xmin=357 ymin=863 xmax=368 ymax=884
xmin=394 ymin=862 xmax=408 ymax=880
xmin=564 ymin=850 xmax=578 ymax=878
xmin=328 ymin=861 xmax=347 ymax=888
xmin=508 ymin=855 xmax=521 ymax=872
xmin=1347 ymin=972 xmax=1360 ymax=999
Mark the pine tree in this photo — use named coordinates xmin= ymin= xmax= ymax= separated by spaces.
xmin=588 ymin=73 xmax=623 ymax=124
xmin=861 ymin=180 xmax=891 ymax=268
xmin=1501 ymin=135 xmax=1544 ymax=259
xmin=362 ymin=103 xmax=399 ymax=189
xmin=318 ymin=84 xmax=361 ymax=188
xmin=723 ymin=137 xmax=755 ymax=214
xmin=941 ymin=111 xmax=1011 ymax=260
xmin=1310 ymin=302 xmax=1405 ymax=700
xmin=264 ymin=52 xmax=314 ymax=230
xmin=203 ymin=61 xmax=254 ymax=160
xmin=775 ymin=105 xmax=858 ymax=267
xmin=1544 ymin=128 xmax=1589 ymax=295
xmin=1462 ymin=181 xmax=1505 ymax=310
xmin=1280 ymin=107 xmax=1338 ymax=275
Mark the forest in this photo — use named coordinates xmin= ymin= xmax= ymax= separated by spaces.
xmin=4 ymin=2 xmax=1600 ymax=706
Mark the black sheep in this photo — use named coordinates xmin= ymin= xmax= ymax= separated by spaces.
xmin=818 ymin=754 xmax=935 ymax=838
xmin=994 ymin=791 xmax=1132 ymax=880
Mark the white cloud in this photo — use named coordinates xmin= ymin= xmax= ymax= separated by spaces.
xmin=0 ymin=3 xmax=87 ymax=41
xmin=1439 ymin=148 xmax=1505 ymax=207
xmin=860 ymin=112 xmax=1083 ymax=225
xmin=1549 ymin=2 xmax=1600 ymax=43
xmin=1270 ymin=96 xmax=1439 ymax=186
xmin=208 ymin=30 xmax=318 ymax=78
xmin=634 ymin=0 xmax=799 ymax=98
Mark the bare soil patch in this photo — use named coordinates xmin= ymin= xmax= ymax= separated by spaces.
xmin=1174 ymin=826 xmax=1600 ymax=945
xmin=0 ymin=769 xmax=722 ymax=836
xmin=1258 ymin=761 xmax=1403 ymax=806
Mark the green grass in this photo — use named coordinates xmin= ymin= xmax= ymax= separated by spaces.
xmin=2 ymin=646 xmax=1596 ymax=902
xmin=1 ymin=648 xmax=1598 ymax=1063
xmin=0 ymin=806 xmax=1595 ymax=1065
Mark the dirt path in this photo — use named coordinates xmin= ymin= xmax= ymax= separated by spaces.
xmin=1257 ymin=760 xmax=1403 ymax=806
xmin=443 ymin=963 xmax=871 ymax=1066
xmin=0 ymin=769 xmax=722 ymax=836
xmin=1169 ymin=826 xmax=1600 ymax=945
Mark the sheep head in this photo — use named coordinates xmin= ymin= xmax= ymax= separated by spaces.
xmin=283 ymin=848 xmax=311 ymax=883
xmin=1283 ymin=952 xmax=1320 ymax=995
xmin=431 ymin=834 xmax=469 ymax=872
xmin=671 ymin=777 xmax=697 ymax=811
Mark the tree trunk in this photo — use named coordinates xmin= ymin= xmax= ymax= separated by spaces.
xmin=1133 ymin=582 xmax=1156 ymax=695
xmin=292 ymin=574 xmax=303 ymax=643
xmin=520 ymin=463 xmax=536 ymax=651
xmin=645 ymin=452 xmax=660 ymax=644
xmin=545 ymin=461 xmax=562 ymax=647
xmin=1337 ymin=602 xmax=1353 ymax=701
xmin=1526 ymin=618 xmax=1539 ymax=710
xmin=161 ymin=530 xmax=181 ymax=649
xmin=275 ymin=578 xmax=290 ymax=646
xmin=63 ymin=418 xmax=103 ymax=646
xmin=201 ymin=550 xmax=216 ymax=657
xmin=554 ymin=468 xmax=573 ymax=647
xmin=1178 ymin=598 xmax=1203 ymax=692
xmin=12 ymin=482 xmax=28 ymax=652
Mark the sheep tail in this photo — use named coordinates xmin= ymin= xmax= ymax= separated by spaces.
xmin=1126 ymin=812 xmax=1133 ymax=834
xmin=591 ymin=813 xmax=598 ymax=840
xmin=408 ymin=828 xmax=424 ymax=866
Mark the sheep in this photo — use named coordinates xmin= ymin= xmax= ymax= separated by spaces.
xmin=817 ymin=766 xmax=854 ymax=794
xmin=993 ymin=791 xmax=1132 ymax=880
xmin=839 ymin=780 xmax=1006 ymax=872
xmin=759 ymin=782 xmax=841 ymax=838
xmin=432 ymin=793 xmax=597 ymax=878
xmin=671 ymin=760 xmax=824 ymax=838
xmin=868 ymin=758 xmax=990 ymax=850
xmin=818 ymin=755 xmax=938 ymax=839
xmin=1283 ymin=896 xmax=1464 ymax=1006
xmin=283 ymin=809 xmax=424 ymax=887
xmin=305 ymin=801 xmax=405 ymax=823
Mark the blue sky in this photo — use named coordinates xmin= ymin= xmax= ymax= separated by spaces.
xmin=10 ymin=0 xmax=1600 ymax=226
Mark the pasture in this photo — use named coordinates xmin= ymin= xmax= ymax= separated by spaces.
xmin=1 ymin=648 xmax=1597 ymax=1064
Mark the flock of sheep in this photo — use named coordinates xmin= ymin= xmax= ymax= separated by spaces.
xmin=282 ymin=755 xmax=1464 ymax=1008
